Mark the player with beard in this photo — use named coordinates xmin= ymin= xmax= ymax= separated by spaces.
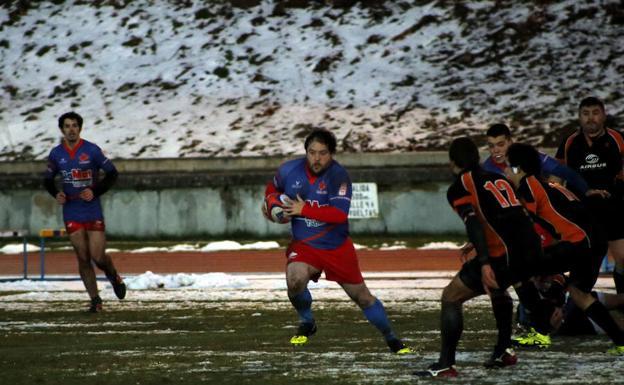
xmin=262 ymin=129 xmax=411 ymax=354
xmin=556 ymin=97 xmax=624 ymax=294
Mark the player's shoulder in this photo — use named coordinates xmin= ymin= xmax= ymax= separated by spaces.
xmin=606 ymin=128 xmax=624 ymax=142
xmin=559 ymin=129 xmax=582 ymax=145
xmin=327 ymin=159 xmax=349 ymax=178
xmin=447 ymin=174 xmax=468 ymax=205
xmin=482 ymin=156 xmax=495 ymax=169
xmin=472 ymin=167 xmax=515 ymax=189
xmin=278 ymin=157 xmax=305 ymax=175
xmin=80 ymin=139 xmax=102 ymax=151
xmin=48 ymin=142 xmax=64 ymax=157
xmin=538 ymin=151 xmax=558 ymax=165
xmin=519 ymin=174 xmax=538 ymax=191
xmin=447 ymin=170 xmax=471 ymax=194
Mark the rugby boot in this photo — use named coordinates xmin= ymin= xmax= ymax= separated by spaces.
xmin=290 ymin=322 xmax=317 ymax=346
xmin=607 ymin=345 xmax=624 ymax=356
xmin=484 ymin=347 xmax=518 ymax=368
xmin=107 ymin=272 xmax=127 ymax=300
xmin=512 ymin=327 xmax=551 ymax=348
xmin=87 ymin=296 xmax=103 ymax=313
xmin=413 ymin=363 xmax=458 ymax=377
xmin=386 ymin=338 xmax=414 ymax=354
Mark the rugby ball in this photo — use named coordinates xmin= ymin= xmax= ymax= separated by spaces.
xmin=264 ymin=193 xmax=291 ymax=224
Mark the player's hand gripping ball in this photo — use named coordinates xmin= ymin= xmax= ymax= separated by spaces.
xmin=264 ymin=193 xmax=291 ymax=224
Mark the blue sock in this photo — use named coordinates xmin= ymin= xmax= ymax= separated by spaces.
xmin=363 ymin=299 xmax=397 ymax=341
xmin=289 ymin=288 xmax=314 ymax=324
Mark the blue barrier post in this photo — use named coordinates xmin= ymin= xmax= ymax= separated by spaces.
xmin=38 ymin=229 xmax=67 ymax=280
xmin=40 ymin=237 xmax=45 ymax=280
xmin=601 ymin=254 xmax=614 ymax=273
xmin=23 ymin=235 xmax=27 ymax=279
xmin=0 ymin=230 xmax=30 ymax=279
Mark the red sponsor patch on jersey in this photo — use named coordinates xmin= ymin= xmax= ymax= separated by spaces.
xmin=319 ymin=181 xmax=326 ymax=191
xmin=79 ymin=153 xmax=90 ymax=162
xmin=71 ymin=169 xmax=93 ymax=179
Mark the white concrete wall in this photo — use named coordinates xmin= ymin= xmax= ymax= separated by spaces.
xmin=0 ymin=184 xmax=464 ymax=237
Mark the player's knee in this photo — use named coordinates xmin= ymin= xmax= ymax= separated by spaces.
xmin=76 ymin=256 xmax=92 ymax=269
xmin=287 ymin=276 xmax=307 ymax=294
xmin=356 ymin=293 xmax=376 ymax=308
xmin=441 ymin=284 xmax=465 ymax=303
xmin=357 ymin=295 xmax=377 ymax=309
xmin=91 ymin=257 xmax=107 ymax=271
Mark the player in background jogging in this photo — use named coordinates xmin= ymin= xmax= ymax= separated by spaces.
xmin=43 ymin=112 xmax=125 ymax=313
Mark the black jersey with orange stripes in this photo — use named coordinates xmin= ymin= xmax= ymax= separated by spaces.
xmin=515 ymin=176 xmax=590 ymax=244
xmin=447 ymin=168 xmax=537 ymax=259
xmin=555 ymin=128 xmax=624 ymax=193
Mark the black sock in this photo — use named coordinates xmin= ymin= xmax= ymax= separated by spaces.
xmin=614 ymin=270 xmax=624 ymax=294
xmin=514 ymin=282 xmax=554 ymax=335
xmin=439 ymin=301 xmax=463 ymax=367
xmin=491 ymin=289 xmax=513 ymax=352
xmin=584 ymin=300 xmax=624 ymax=346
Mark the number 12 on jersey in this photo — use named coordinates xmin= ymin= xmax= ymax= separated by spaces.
xmin=484 ymin=180 xmax=521 ymax=208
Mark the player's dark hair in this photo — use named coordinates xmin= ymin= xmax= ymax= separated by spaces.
xmin=304 ymin=129 xmax=337 ymax=154
xmin=486 ymin=123 xmax=511 ymax=138
xmin=58 ymin=112 xmax=83 ymax=130
xmin=579 ymin=97 xmax=605 ymax=112
xmin=507 ymin=143 xmax=541 ymax=176
xmin=449 ymin=137 xmax=480 ymax=170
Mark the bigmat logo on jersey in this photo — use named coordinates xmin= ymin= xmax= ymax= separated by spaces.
xmin=71 ymin=169 xmax=92 ymax=180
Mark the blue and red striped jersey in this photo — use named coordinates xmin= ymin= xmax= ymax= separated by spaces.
xmin=44 ymin=139 xmax=116 ymax=222
xmin=272 ymin=157 xmax=352 ymax=249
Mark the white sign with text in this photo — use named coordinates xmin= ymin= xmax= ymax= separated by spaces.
xmin=349 ymin=183 xmax=379 ymax=219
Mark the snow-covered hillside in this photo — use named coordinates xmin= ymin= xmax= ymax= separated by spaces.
xmin=1 ymin=0 xmax=622 ymax=160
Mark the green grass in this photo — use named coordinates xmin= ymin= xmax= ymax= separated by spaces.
xmin=1 ymin=297 xmax=622 ymax=385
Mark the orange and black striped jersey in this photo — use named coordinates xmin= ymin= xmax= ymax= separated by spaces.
xmin=516 ymin=176 xmax=589 ymax=244
xmin=555 ymin=128 xmax=624 ymax=193
xmin=447 ymin=168 xmax=536 ymax=258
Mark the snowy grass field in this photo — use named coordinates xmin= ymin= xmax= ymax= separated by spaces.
xmin=0 ymin=272 xmax=622 ymax=385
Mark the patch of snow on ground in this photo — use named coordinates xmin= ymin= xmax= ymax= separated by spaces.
xmin=125 ymin=271 xmax=250 ymax=290
xmin=0 ymin=243 xmax=41 ymax=253
xmin=418 ymin=241 xmax=463 ymax=250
